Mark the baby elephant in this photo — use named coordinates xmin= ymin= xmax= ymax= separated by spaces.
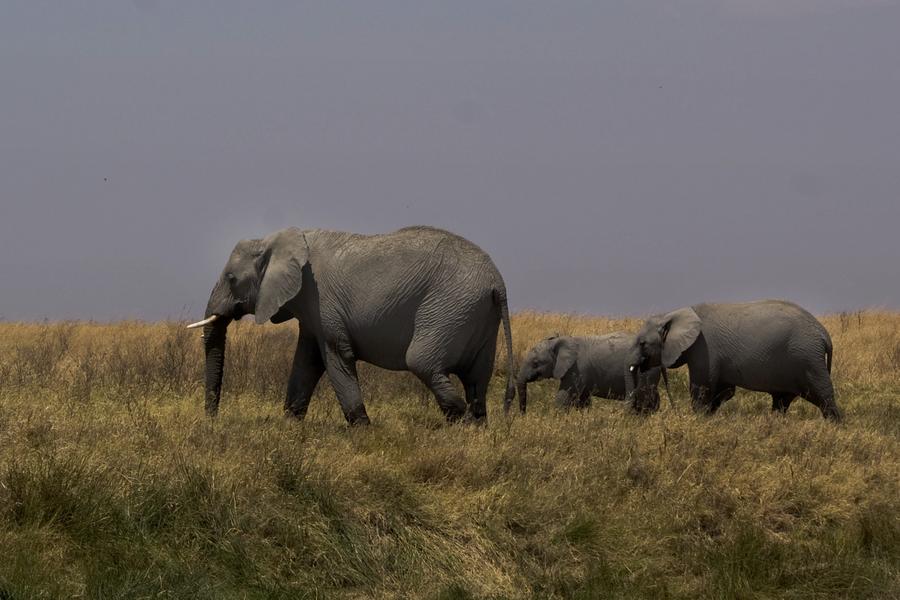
xmin=511 ymin=333 xmax=661 ymax=414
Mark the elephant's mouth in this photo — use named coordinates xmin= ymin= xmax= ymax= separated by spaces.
xmin=629 ymin=354 xmax=652 ymax=388
xmin=231 ymin=303 xmax=249 ymax=320
xmin=520 ymin=372 xmax=538 ymax=384
xmin=186 ymin=309 xmax=244 ymax=331
xmin=186 ymin=304 xmax=249 ymax=331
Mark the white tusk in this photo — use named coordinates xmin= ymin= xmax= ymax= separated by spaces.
xmin=186 ymin=315 xmax=219 ymax=329
xmin=629 ymin=365 xmax=636 ymax=372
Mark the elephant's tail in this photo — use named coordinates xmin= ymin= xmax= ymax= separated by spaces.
xmin=825 ymin=335 xmax=833 ymax=374
xmin=494 ymin=288 xmax=517 ymax=412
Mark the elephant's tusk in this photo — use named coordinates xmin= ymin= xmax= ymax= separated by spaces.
xmin=629 ymin=365 xmax=636 ymax=372
xmin=186 ymin=315 xmax=219 ymax=329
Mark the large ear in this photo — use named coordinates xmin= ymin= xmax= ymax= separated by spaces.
xmin=552 ymin=338 xmax=577 ymax=379
xmin=659 ymin=307 xmax=701 ymax=367
xmin=254 ymin=228 xmax=309 ymax=324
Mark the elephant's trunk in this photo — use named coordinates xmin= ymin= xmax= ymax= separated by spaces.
xmin=516 ymin=381 xmax=528 ymax=414
xmin=514 ymin=368 xmax=532 ymax=413
xmin=203 ymin=318 xmax=230 ymax=416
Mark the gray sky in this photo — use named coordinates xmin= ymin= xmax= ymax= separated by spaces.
xmin=2 ymin=1 xmax=899 ymax=320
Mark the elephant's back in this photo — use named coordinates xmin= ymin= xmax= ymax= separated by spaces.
xmin=694 ymin=300 xmax=831 ymax=390
xmin=693 ymin=300 xmax=827 ymax=340
xmin=582 ymin=332 xmax=634 ymax=398
xmin=386 ymin=226 xmax=506 ymax=290
xmin=315 ymin=226 xmax=504 ymax=287
xmin=392 ymin=226 xmax=501 ymax=266
xmin=581 ymin=332 xmax=635 ymax=363
xmin=589 ymin=331 xmax=636 ymax=351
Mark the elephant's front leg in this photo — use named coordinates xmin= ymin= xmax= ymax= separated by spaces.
xmin=708 ymin=386 xmax=736 ymax=414
xmin=690 ymin=383 xmax=734 ymax=415
xmin=322 ymin=344 xmax=370 ymax=425
xmin=771 ymin=393 xmax=795 ymax=414
xmin=574 ymin=390 xmax=592 ymax=409
xmin=554 ymin=384 xmax=579 ymax=409
xmin=689 ymin=382 xmax=712 ymax=414
xmin=284 ymin=332 xmax=325 ymax=419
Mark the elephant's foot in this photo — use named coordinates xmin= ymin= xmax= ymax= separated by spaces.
xmin=412 ymin=371 xmax=467 ymax=423
xmin=442 ymin=405 xmax=467 ymax=423
xmin=573 ymin=396 xmax=592 ymax=410
xmin=282 ymin=401 xmax=310 ymax=420
xmin=463 ymin=401 xmax=487 ymax=425
xmin=690 ymin=385 xmax=729 ymax=415
xmin=770 ymin=394 xmax=794 ymax=414
xmin=343 ymin=405 xmax=371 ymax=426
xmin=629 ymin=397 xmax=659 ymax=416
xmin=820 ymin=403 xmax=843 ymax=422
xmin=690 ymin=397 xmax=714 ymax=415
xmin=283 ymin=409 xmax=310 ymax=422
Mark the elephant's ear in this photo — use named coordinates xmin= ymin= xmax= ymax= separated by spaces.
xmin=553 ymin=338 xmax=577 ymax=379
xmin=659 ymin=307 xmax=701 ymax=367
xmin=255 ymin=229 xmax=309 ymax=325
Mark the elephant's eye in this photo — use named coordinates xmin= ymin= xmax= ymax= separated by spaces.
xmin=226 ymin=273 xmax=236 ymax=283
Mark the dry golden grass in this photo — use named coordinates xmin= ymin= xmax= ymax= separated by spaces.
xmin=0 ymin=311 xmax=898 ymax=598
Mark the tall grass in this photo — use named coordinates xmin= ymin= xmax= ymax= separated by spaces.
xmin=0 ymin=312 xmax=898 ymax=598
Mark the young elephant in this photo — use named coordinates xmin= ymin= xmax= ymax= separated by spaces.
xmin=627 ymin=300 xmax=841 ymax=420
xmin=511 ymin=333 xmax=661 ymax=414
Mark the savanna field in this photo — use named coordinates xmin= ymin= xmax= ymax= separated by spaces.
xmin=0 ymin=312 xmax=898 ymax=599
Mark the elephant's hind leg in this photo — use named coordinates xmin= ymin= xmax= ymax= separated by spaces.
xmin=414 ymin=371 xmax=467 ymax=422
xmin=709 ymin=386 xmax=736 ymax=413
xmin=459 ymin=342 xmax=496 ymax=424
xmin=284 ymin=332 xmax=325 ymax=419
xmin=406 ymin=334 xmax=467 ymax=422
xmin=802 ymin=370 xmax=842 ymax=421
xmin=771 ymin=393 xmax=795 ymax=414
xmin=461 ymin=378 xmax=488 ymax=424
xmin=460 ymin=372 xmax=489 ymax=424
xmin=323 ymin=345 xmax=370 ymax=425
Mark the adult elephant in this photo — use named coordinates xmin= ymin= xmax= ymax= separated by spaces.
xmin=626 ymin=300 xmax=841 ymax=420
xmin=187 ymin=226 xmax=516 ymax=425
xmin=512 ymin=333 xmax=661 ymax=414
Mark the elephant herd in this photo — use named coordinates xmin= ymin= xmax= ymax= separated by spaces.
xmin=187 ymin=226 xmax=842 ymax=423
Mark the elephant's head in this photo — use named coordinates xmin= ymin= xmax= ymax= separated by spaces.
xmin=626 ymin=307 xmax=701 ymax=405
xmin=513 ymin=335 xmax=577 ymax=413
xmin=187 ymin=228 xmax=309 ymax=416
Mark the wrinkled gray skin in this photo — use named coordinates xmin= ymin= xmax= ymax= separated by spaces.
xmin=513 ymin=333 xmax=661 ymax=414
xmin=628 ymin=300 xmax=841 ymax=420
xmin=199 ymin=226 xmax=515 ymax=425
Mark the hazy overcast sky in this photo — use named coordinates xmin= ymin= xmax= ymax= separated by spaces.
xmin=2 ymin=1 xmax=899 ymax=320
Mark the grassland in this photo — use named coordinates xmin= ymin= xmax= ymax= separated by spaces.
xmin=0 ymin=311 xmax=898 ymax=599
